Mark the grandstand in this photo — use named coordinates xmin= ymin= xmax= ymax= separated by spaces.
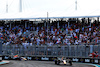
xmin=0 ymin=0 xmax=100 ymax=66
xmin=0 ymin=14 xmax=100 ymax=65
xmin=0 ymin=17 xmax=99 ymax=46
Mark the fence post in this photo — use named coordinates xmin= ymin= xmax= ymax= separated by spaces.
xmin=98 ymin=44 xmax=100 ymax=58
xmin=77 ymin=45 xmax=78 ymax=57
xmin=85 ymin=44 xmax=86 ymax=57
xmin=68 ymin=45 xmax=69 ymax=57
xmin=0 ymin=39 xmax=2 ymax=56
xmin=0 ymin=39 xmax=2 ymax=61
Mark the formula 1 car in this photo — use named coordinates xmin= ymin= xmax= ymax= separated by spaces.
xmin=55 ymin=57 xmax=72 ymax=66
xmin=21 ymin=57 xmax=27 ymax=61
xmin=13 ymin=55 xmax=27 ymax=61
xmin=13 ymin=55 xmax=21 ymax=60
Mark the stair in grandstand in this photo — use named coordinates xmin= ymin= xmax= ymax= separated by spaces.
xmin=32 ymin=31 xmax=38 ymax=35
xmin=23 ymin=31 xmax=38 ymax=36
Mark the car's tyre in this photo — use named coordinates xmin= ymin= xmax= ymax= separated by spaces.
xmin=69 ymin=61 xmax=72 ymax=66
xmin=55 ymin=60 xmax=57 ymax=64
xmin=57 ymin=60 xmax=60 ymax=65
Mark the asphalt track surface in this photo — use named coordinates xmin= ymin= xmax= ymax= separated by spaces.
xmin=0 ymin=60 xmax=94 ymax=67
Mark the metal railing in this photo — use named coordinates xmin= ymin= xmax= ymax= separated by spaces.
xmin=2 ymin=44 xmax=100 ymax=58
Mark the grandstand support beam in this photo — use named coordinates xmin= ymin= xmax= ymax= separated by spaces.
xmin=44 ymin=20 xmax=46 ymax=27
xmin=68 ymin=21 xmax=69 ymax=28
xmin=97 ymin=17 xmax=99 ymax=23
xmin=90 ymin=21 xmax=91 ymax=27
xmin=25 ymin=21 xmax=27 ymax=28
xmin=57 ymin=21 xmax=59 ymax=29
xmin=76 ymin=18 xmax=78 ymax=23
xmin=10 ymin=22 xmax=11 ymax=29
xmin=88 ymin=18 xmax=91 ymax=27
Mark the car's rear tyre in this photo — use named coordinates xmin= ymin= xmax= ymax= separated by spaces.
xmin=69 ymin=61 xmax=72 ymax=66
xmin=55 ymin=60 xmax=57 ymax=64
xmin=57 ymin=60 xmax=60 ymax=65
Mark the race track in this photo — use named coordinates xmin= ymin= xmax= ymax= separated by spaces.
xmin=0 ymin=60 xmax=94 ymax=67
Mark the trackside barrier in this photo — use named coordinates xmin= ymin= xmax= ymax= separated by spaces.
xmin=2 ymin=45 xmax=100 ymax=58
xmin=2 ymin=44 xmax=100 ymax=64
xmin=1 ymin=56 xmax=100 ymax=64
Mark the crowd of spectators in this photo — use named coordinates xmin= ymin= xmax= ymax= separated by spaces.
xmin=0 ymin=19 xmax=100 ymax=46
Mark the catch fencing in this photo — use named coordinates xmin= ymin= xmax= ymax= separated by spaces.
xmin=2 ymin=44 xmax=100 ymax=58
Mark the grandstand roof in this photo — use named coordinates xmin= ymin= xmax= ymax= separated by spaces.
xmin=0 ymin=10 xmax=100 ymax=20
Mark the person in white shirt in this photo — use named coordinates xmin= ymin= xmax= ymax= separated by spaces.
xmin=75 ymin=40 xmax=78 ymax=45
